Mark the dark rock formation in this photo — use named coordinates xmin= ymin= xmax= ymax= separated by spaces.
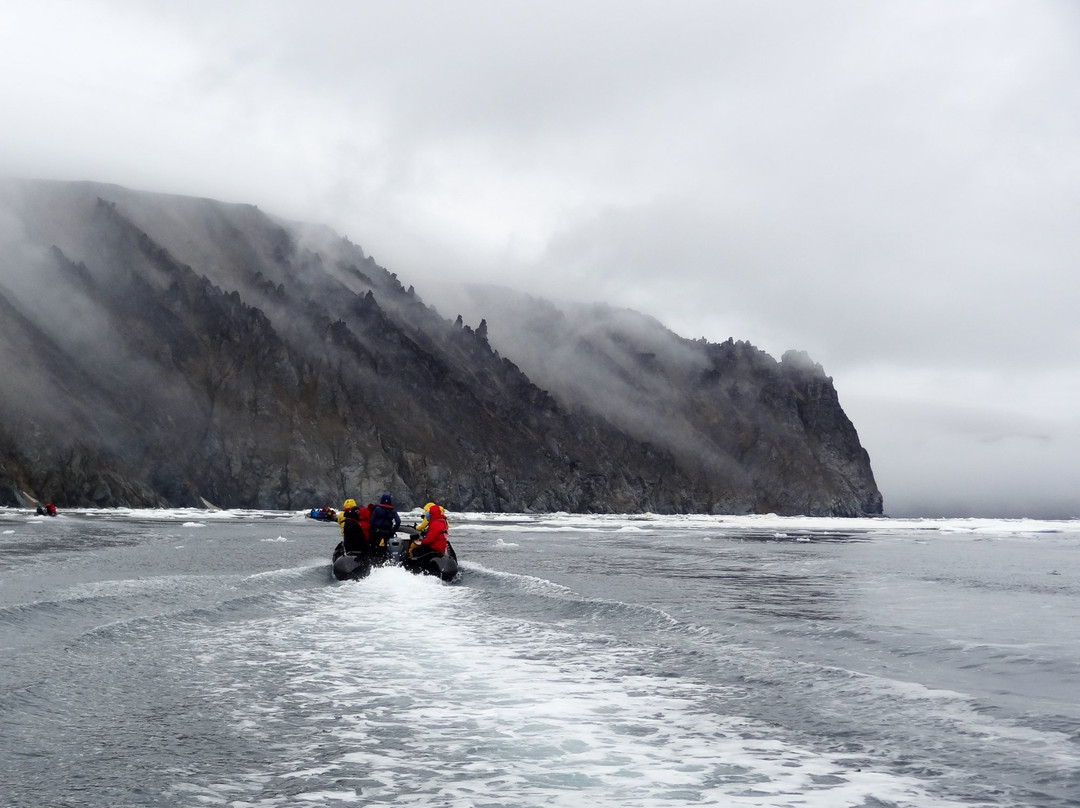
xmin=428 ymin=287 xmax=882 ymax=516
xmin=0 ymin=179 xmax=882 ymax=514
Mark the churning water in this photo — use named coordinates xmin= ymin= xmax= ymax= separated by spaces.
xmin=1 ymin=509 xmax=1078 ymax=807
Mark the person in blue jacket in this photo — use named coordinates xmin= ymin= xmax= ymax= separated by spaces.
xmin=368 ymin=493 xmax=401 ymax=562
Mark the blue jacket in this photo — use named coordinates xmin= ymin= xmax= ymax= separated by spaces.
xmin=369 ymin=502 xmax=401 ymax=537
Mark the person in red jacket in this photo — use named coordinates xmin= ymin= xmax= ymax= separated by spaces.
xmin=410 ymin=502 xmax=449 ymax=565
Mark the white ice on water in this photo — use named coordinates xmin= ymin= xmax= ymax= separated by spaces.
xmin=8 ymin=505 xmax=1076 ymax=536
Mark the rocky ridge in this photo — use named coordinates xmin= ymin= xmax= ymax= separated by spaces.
xmin=0 ymin=179 xmax=882 ymax=515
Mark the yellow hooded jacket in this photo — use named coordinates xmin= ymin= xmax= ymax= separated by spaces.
xmin=416 ymin=502 xmax=436 ymax=534
xmin=337 ymin=499 xmax=357 ymax=535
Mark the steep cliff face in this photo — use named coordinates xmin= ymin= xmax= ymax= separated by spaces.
xmin=429 ymin=287 xmax=882 ymax=516
xmin=0 ymin=179 xmax=882 ymax=514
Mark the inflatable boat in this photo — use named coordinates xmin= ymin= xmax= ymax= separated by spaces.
xmin=331 ymin=530 xmax=458 ymax=582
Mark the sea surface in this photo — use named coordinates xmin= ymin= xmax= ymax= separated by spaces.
xmin=1 ymin=509 xmax=1078 ymax=807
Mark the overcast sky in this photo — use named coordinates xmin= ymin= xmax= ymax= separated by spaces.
xmin=2 ymin=0 xmax=1078 ymax=518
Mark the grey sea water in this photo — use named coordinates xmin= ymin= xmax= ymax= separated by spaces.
xmin=1 ymin=509 xmax=1078 ymax=807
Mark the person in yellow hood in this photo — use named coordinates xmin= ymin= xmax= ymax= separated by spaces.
xmin=337 ymin=498 xmax=357 ymax=536
xmin=417 ymin=502 xmax=452 ymax=533
xmin=411 ymin=503 xmax=449 ymax=559
xmin=416 ymin=502 xmax=437 ymax=534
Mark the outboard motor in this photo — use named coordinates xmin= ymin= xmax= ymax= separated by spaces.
xmin=386 ymin=534 xmax=410 ymax=565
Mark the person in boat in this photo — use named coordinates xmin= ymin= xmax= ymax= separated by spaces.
xmin=336 ymin=499 xmax=354 ymax=531
xmin=340 ymin=501 xmax=371 ymax=557
xmin=45 ymin=502 xmax=57 ymax=516
xmin=368 ymin=493 xmax=401 ymax=560
xmin=356 ymin=504 xmax=373 ymax=551
xmin=409 ymin=502 xmax=449 ymax=567
xmin=333 ymin=498 xmax=357 ymax=557
xmin=415 ymin=501 xmax=448 ymax=535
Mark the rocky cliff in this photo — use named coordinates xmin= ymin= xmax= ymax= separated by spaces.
xmin=0 ymin=179 xmax=882 ymax=515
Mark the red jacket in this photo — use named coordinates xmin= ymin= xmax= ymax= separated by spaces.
xmin=419 ymin=505 xmax=449 ymax=554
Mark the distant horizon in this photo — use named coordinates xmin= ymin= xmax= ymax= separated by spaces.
xmin=7 ymin=503 xmax=1078 ymax=523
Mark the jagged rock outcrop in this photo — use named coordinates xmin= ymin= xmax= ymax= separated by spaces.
xmin=0 ymin=179 xmax=882 ymax=514
xmin=427 ymin=287 xmax=882 ymax=516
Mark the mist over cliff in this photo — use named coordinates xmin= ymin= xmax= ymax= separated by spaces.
xmin=0 ymin=179 xmax=882 ymax=515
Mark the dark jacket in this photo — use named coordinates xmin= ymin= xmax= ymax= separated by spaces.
xmin=341 ymin=506 xmax=368 ymax=554
xmin=369 ymin=496 xmax=401 ymax=538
